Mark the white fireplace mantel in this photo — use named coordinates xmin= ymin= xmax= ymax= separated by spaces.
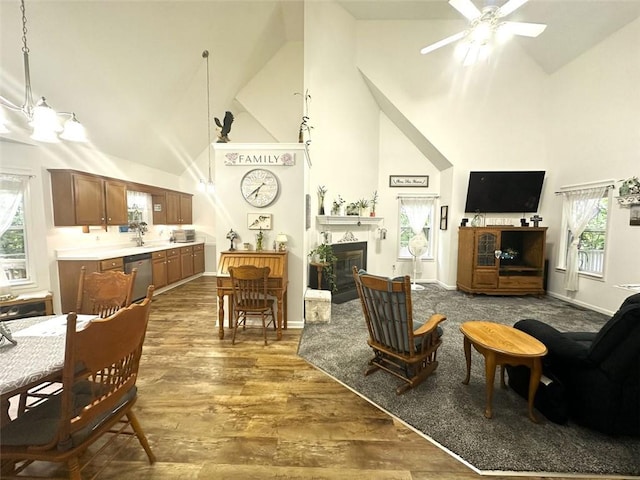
xmin=316 ymin=215 xmax=383 ymax=226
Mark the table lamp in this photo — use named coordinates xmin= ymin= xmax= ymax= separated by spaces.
xmin=276 ymin=233 xmax=288 ymax=251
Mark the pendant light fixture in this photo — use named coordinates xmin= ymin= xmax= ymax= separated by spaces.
xmin=0 ymin=0 xmax=87 ymax=143
xmin=198 ymin=50 xmax=215 ymax=193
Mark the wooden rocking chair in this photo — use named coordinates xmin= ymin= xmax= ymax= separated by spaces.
xmin=352 ymin=267 xmax=446 ymax=395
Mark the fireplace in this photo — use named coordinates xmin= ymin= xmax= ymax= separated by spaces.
xmin=308 ymin=241 xmax=367 ymax=303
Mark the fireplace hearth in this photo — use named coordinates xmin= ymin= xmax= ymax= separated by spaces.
xmin=308 ymin=241 xmax=367 ymax=303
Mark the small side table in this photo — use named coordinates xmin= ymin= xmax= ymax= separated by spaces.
xmin=0 ymin=291 xmax=54 ymax=321
xmin=460 ymin=321 xmax=547 ymax=422
xmin=310 ymin=262 xmax=329 ymax=289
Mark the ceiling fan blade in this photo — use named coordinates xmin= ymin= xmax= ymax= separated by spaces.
xmin=448 ymin=0 xmax=481 ymax=21
xmin=420 ymin=31 xmax=467 ymax=55
xmin=501 ymin=21 xmax=547 ymax=37
xmin=497 ymin=0 xmax=529 ymax=17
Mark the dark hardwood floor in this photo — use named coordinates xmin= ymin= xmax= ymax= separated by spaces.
xmin=18 ymin=276 xmax=604 ymax=479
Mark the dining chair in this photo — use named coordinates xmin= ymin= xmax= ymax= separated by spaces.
xmin=352 ymin=267 xmax=446 ymax=395
xmin=0 ymin=286 xmax=156 ymax=480
xmin=76 ymin=266 xmax=137 ymax=318
xmin=15 ymin=267 xmax=139 ymax=416
xmin=228 ymin=265 xmax=276 ymax=345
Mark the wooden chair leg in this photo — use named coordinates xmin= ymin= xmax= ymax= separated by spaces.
xmin=128 ymin=411 xmax=156 ymax=464
xmin=67 ymin=456 xmax=82 ymax=480
xmin=262 ymin=312 xmax=268 ymax=345
xmin=232 ymin=314 xmax=239 ymax=345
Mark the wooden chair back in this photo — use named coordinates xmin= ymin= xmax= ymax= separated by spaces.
xmin=352 ymin=266 xmax=446 ymax=394
xmin=76 ymin=266 xmax=137 ymax=317
xmin=59 ymin=285 xmax=153 ymax=447
xmin=0 ymin=286 xmax=156 ymax=478
xmin=354 ymin=268 xmax=418 ymax=354
xmin=228 ymin=265 xmax=271 ymax=311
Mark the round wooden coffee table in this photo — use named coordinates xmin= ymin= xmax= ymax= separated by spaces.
xmin=460 ymin=321 xmax=547 ymax=422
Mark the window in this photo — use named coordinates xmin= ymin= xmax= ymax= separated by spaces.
xmin=557 ymin=184 xmax=611 ymax=289
xmin=0 ymin=174 xmax=31 ymax=284
xmin=397 ymin=196 xmax=436 ymax=259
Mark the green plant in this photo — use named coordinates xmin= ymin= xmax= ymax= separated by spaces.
xmin=370 ymin=190 xmax=378 ymax=214
xmin=357 ymin=198 xmax=369 ymax=215
xmin=308 ymin=243 xmax=338 ymax=292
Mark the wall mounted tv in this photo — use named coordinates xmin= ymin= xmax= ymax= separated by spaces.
xmin=464 ymin=171 xmax=545 ymax=213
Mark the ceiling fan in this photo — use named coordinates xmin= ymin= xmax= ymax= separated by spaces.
xmin=420 ymin=0 xmax=547 ymax=65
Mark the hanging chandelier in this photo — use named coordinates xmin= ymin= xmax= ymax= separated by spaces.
xmin=0 ymin=0 xmax=87 ymax=143
xmin=199 ymin=49 xmax=215 ymax=193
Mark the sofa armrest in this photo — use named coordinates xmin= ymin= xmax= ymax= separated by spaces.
xmin=514 ymin=319 xmax=591 ymax=365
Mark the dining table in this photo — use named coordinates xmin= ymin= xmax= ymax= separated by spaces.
xmin=0 ymin=314 xmax=95 ymax=426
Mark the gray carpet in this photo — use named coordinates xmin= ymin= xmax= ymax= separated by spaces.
xmin=297 ymin=285 xmax=640 ymax=477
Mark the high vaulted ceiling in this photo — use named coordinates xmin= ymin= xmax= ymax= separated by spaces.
xmin=1 ymin=0 xmax=639 ymax=175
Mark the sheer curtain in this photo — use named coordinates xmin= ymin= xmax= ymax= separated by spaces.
xmin=400 ymin=196 xmax=433 ymax=258
xmin=0 ymin=174 xmax=28 ymax=237
xmin=560 ymin=185 xmax=608 ymax=291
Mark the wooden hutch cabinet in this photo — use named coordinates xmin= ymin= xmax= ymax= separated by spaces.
xmin=457 ymin=226 xmax=547 ymax=295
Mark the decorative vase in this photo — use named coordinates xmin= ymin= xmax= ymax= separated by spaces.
xmin=319 ymin=203 xmax=325 ymax=215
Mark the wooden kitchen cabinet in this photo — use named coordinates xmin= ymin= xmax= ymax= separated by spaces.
xmin=180 ymin=246 xmax=194 ymax=279
xmin=166 ymin=192 xmax=193 ymax=225
xmin=457 ymin=226 xmax=546 ymax=296
xmin=166 ymin=248 xmax=181 ymax=285
xmin=57 ymin=257 xmax=124 ymax=313
xmin=193 ymin=243 xmax=205 ymax=274
xmin=49 ymin=170 xmax=128 ymax=227
xmin=152 ymin=250 xmax=168 ymax=289
xmin=151 ymin=193 xmax=167 ymax=225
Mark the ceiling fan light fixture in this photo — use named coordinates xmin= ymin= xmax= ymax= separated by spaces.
xmin=420 ymin=0 xmax=546 ymax=66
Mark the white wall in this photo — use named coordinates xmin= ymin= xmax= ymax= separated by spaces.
xmin=304 ymin=1 xmax=637 ymax=314
xmin=544 ymin=16 xmax=640 ymax=312
xmin=4 ymin=2 xmax=638 ymax=318
xmin=213 ymin=143 xmax=309 ymax=327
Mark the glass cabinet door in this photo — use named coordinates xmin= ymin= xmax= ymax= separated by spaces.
xmin=476 ymin=232 xmax=498 ymax=267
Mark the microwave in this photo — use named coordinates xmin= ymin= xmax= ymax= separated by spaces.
xmin=173 ymin=229 xmax=195 ymax=243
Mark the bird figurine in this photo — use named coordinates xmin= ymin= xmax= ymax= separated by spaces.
xmin=214 ymin=111 xmax=234 ymax=143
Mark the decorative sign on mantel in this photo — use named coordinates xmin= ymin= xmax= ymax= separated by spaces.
xmin=224 ymin=151 xmax=296 ymax=166
xmin=389 ymin=175 xmax=429 ymax=187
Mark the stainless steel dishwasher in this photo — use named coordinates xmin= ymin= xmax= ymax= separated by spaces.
xmin=124 ymin=252 xmax=153 ymax=302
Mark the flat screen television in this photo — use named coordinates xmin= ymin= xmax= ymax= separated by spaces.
xmin=464 ymin=171 xmax=545 ymax=213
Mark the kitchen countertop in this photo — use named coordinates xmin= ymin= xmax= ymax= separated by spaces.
xmin=55 ymin=241 xmax=205 ymax=261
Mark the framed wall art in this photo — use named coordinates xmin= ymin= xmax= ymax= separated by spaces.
xmin=440 ymin=205 xmax=448 ymax=230
xmin=247 ymin=213 xmax=272 ymax=230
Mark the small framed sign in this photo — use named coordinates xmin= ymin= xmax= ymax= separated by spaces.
xmin=389 ymin=175 xmax=429 ymax=187
xmin=247 ymin=213 xmax=272 ymax=230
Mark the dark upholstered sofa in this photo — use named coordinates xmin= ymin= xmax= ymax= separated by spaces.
xmin=507 ymin=293 xmax=640 ymax=436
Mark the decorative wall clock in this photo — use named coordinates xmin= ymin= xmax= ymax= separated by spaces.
xmin=240 ymin=168 xmax=279 ymax=207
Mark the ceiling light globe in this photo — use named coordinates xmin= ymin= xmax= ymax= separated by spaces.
xmin=60 ymin=115 xmax=88 ymax=142
xmin=30 ymin=125 xmax=61 ymax=143
xmin=30 ymin=98 xmax=62 ymax=133
xmin=471 ymin=22 xmax=493 ymax=44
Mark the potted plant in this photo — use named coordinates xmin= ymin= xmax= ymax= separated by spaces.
xmin=308 ymin=243 xmax=337 ymax=292
xmin=317 ymin=185 xmax=327 ymax=215
xmin=332 ymin=195 xmax=345 ymax=215
xmin=357 ymin=198 xmax=369 ymax=216
xmin=370 ymin=190 xmax=378 ymax=217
